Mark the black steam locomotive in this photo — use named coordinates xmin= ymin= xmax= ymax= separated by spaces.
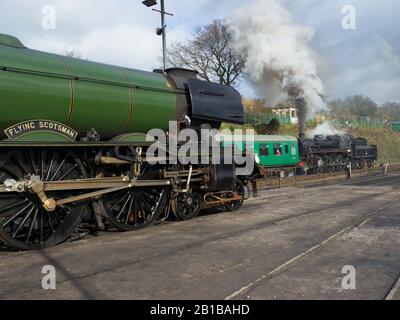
xmin=298 ymin=134 xmax=378 ymax=173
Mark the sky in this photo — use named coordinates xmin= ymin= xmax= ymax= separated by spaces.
xmin=0 ymin=0 xmax=399 ymax=104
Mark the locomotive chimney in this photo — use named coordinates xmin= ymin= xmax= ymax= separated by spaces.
xmin=295 ymin=97 xmax=307 ymax=139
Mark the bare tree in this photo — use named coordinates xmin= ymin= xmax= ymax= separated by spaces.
xmin=328 ymin=96 xmax=379 ymax=118
xmin=62 ymin=48 xmax=84 ymax=59
xmin=380 ymin=101 xmax=400 ymax=121
xmin=167 ymin=20 xmax=246 ymax=87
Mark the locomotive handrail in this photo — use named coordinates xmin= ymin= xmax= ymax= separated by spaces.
xmin=0 ymin=65 xmax=187 ymax=95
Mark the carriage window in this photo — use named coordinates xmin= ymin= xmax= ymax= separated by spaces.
xmin=291 ymin=144 xmax=297 ymax=155
xmin=285 ymin=145 xmax=289 ymax=154
xmin=259 ymin=143 xmax=269 ymax=156
xmin=273 ymin=144 xmax=282 ymax=156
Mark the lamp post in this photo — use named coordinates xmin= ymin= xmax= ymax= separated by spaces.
xmin=142 ymin=0 xmax=174 ymax=72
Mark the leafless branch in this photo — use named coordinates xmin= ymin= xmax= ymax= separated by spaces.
xmin=167 ymin=20 xmax=246 ymax=87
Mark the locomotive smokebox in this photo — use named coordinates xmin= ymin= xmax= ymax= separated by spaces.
xmin=295 ymin=97 xmax=307 ymax=139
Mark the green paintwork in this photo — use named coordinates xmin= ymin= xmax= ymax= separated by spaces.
xmin=0 ymin=44 xmax=71 ymax=129
xmin=391 ymin=122 xmax=400 ymax=132
xmin=0 ymin=34 xmax=177 ymax=142
xmin=221 ymin=135 xmax=300 ymax=168
xmin=0 ymin=34 xmax=26 ymax=48
xmin=11 ymin=131 xmax=75 ymax=142
xmin=111 ymin=133 xmax=155 ymax=144
xmin=252 ymin=136 xmax=299 ymax=168
xmin=123 ymin=68 xmax=176 ymax=133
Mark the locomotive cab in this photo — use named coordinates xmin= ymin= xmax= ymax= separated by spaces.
xmin=164 ymin=68 xmax=245 ymax=131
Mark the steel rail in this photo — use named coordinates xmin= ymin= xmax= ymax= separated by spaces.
xmin=385 ymin=275 xmax=400 ymax=300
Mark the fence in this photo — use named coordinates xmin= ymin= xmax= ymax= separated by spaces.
xmin=330 ymin=117 xmax=387 ymax=128
xmin=391 ymin=122 xmax=400 ymax=132
xmin=245 ymin=113 xmax=394 ymax=130
xmin=245 ymin=113 xmax=292 ymax=126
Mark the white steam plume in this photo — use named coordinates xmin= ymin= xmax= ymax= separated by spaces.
xmin=308 ymin=122 xmax=347 ymax=138
xmin=227 ymin=0 xmax=326 ymax=119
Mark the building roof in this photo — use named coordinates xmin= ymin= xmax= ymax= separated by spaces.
xmin=272 ymin=107 xmax=297 ymax=110
xmin=217 ymin=134 xmax=298 ymax=142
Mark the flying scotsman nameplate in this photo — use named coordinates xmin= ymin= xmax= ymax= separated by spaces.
xmin=4 ymin=120 xmax=78 ymax=140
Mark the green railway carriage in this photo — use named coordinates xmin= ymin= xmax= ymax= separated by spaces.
xmin=0 ymin=34 xmax=246 ymax=250
xmin=220 ymin=135 xmax=300 ymax=172
xmin=252 ymin=135 xmax=299 ymax=168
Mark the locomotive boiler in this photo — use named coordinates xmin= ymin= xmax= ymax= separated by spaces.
xmin=0 ymin=34 xmax=246 ymax=250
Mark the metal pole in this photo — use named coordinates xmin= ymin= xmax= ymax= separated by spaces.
xmin=160 ymin=0 xmax=166 ymax=71
xmin=346 ymin=163 xmax=352 ymax=179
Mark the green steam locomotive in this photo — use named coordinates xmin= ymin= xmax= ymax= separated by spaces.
xmin=0 ymin=34 xmax=246 ymax=250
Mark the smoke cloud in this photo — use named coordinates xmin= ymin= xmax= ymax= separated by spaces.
xmin=308 ymin=122 xmax=347 ymax=138
xmin=227 ymin=0 xmax=326 ymax=121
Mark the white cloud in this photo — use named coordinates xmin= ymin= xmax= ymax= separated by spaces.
xmin=0 ymin=0 xmax=193 ymax=71
xmin=377 ymin=35 xmax=400 ymax=67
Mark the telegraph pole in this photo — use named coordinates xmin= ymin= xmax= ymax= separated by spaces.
xmin=142 ymin=0 xmax=174 ymax=71
xmin=160 ymin=0 xmax=167 ymax=71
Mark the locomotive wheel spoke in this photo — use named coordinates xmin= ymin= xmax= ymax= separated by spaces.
xmin=26 ymin=209 xmax=39 ymax=244
xmin=116 ymin=194 xmax=132 ymax=221
xmin=12 ymin=206 xmax=35 ymax=238
xmin=124 ymin=196 xmax=135 ymax=225
xmin=110 ymin=192 xmax=130 ymax=212
xmin=26 ymin=150 xmax=37 ymax=175
xmin=58 ymin=163 xmax=78 ymax=181
xmin=2 ymin=203 xmax=33 ymax=228
xmin=0 ymin=148 xmax=88 ymax=250
xmin=11 ymin=154 xmax=29 ymax=177
xmin=0 ymin=199 xmax=29 ymax=215
xmin=41 ymin=149 xmax=45 ymax=179
xmin=45 ymin=150 xmax=55 ymax=181
xmin=100 ymin=166 xmax=167 ymax=231
xmin=50 ymin=157 xmax=67 ymax=181
xmin=172 ymin=192 xmax=201 ymax=221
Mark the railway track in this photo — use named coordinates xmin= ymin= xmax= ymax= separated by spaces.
xmin=385 ymin=276 xmax=400 ymax=300
xmin=225 ymin=190 xmax=400 ymax=300
xmin=249 ymin=169 xmax=400 ymax=204
xmin=256 ymin=165 xmax=398 ymax=190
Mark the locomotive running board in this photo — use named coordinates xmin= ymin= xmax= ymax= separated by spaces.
xmin=203 ymin=191 xmax=242 ymax=206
